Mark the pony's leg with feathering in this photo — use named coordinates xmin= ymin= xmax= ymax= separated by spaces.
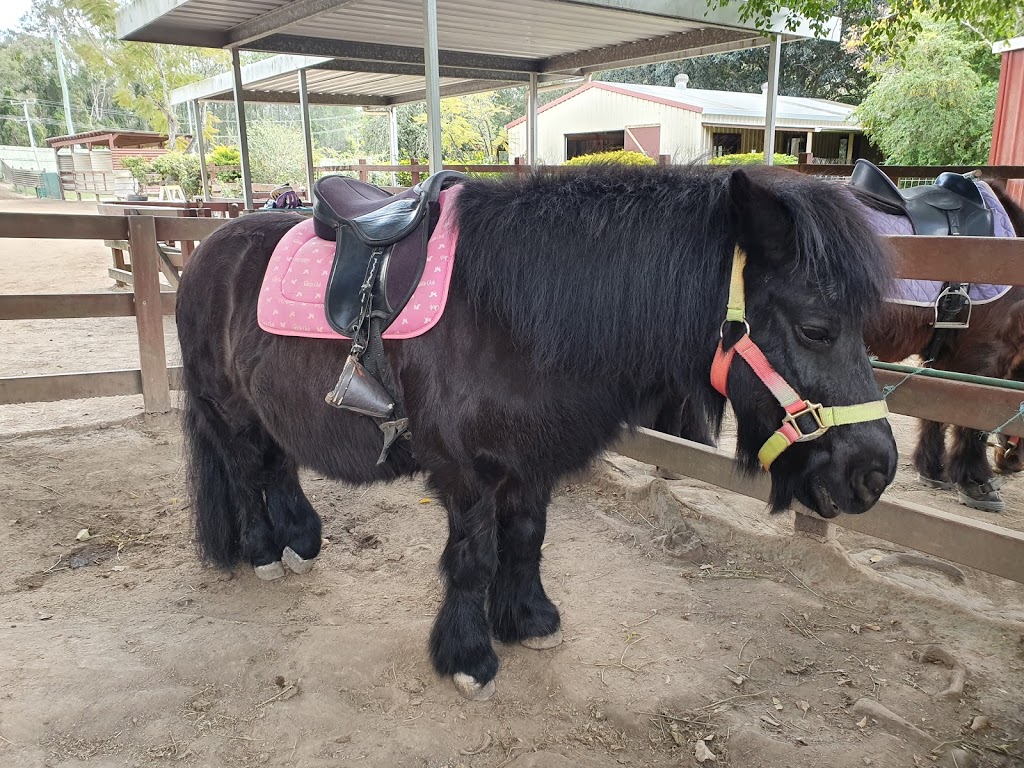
xmin=488 ymin=483 xmax=562 ymax=651
xmin=263 ymin=449 xmax=322 ymax=574
xmin=912 ymin=420 xmax=951 ymax=489
xmin=429 ymin=480 xmax=500 ymax=701
xmin=949 ymin=426 xmax=1005 ymax=512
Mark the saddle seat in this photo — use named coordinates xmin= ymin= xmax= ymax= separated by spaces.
xmin=849 ymin=159 xmax=993 ymax=237
xmin=312 ymin=171 xmax=466 ymax=336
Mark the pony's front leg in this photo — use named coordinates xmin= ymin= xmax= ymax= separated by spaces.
xmin=429 ymin=491 xmax=500 ymax=701
xmin=488 ymin=486 xmax=562 ymax=650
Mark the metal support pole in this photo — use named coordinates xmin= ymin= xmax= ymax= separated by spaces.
xmin=298 ymin=68 xmax=316 ymax=201
xmin=231 ymin=48 xmax=254 ymax=210
xmin=22 ymin=101 xmax=36 ymax=148
xmin=388 ymin=105 xmax=400 ymax=186
xmin=763 ymin=34 xmax=781 ymax=166
xmin=526 ymin=72 xmax=538 ymax=167
xmin=53 ymin=33 xmax=75 ymax=136
xmin=423 ymin=0 xmax=443 ymax=175
xmin=193 ymin=100 xmax=211 ymax=201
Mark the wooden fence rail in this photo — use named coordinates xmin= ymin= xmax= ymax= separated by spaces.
xmin=616 ymin=429 xmax=1024 ymax=584
xmin=1 ymin=207 xmax=1024 ymax=584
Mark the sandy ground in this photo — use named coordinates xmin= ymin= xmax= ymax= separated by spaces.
xmin=1 ymin=193 xmax=1022 ymax=767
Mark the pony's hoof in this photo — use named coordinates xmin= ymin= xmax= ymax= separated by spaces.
xmin=253 ymin=561 xmax=285 ymax=581
xmin=282 ymin=546 xmax=316 ymax=574
xmin=521 ymin=629 xmax=563 ymax=650
xmin=453 ymin=673 xmax=495 ymax=702
xmin=917 ymin=473 xmax=954 ymax=491
xmin=957 ymin=480 xmax=1005 ymax=513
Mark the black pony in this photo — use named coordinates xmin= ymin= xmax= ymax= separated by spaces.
xmin=176 ymin=166 xmax=897 ymax=700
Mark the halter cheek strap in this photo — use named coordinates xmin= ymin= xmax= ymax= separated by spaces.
xmin=711 ymin=246 xmax=890 ymax=470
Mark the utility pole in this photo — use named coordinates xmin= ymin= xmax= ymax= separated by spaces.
xmin=22 ymin=100 xmax=36 ymax=148
xmin=53 ymin=32 xmax=75 ymax=136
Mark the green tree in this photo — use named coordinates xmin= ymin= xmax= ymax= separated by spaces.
xmin=855 ymin=18 xmax=998 ymax=164
xmin=714 ymin=0 xmax=1021 ymax=59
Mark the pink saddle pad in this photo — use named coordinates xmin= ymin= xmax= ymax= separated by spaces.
xmin=258 ymin=186 xmax=460 ymax=339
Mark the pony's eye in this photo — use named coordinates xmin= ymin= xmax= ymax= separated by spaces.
xmin=798 ymin=325 xmax=830 ymax=343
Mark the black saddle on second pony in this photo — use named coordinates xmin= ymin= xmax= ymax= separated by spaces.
xmin=850 ymin=159 xmax=993 ymax=237
xmin=314 ymin=171 xmax=466 ymax=336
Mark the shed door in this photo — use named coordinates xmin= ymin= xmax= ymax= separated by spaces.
xmin=625 ymin=125 xmax=661 ymax=157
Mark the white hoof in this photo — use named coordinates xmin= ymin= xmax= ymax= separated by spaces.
xmin=282 ymin=546 xmax=316 ymax=574
xmin=253 ymin=561 xmax=285 ymax=581
xmin=453 ymin=673 xmax=495 ymax=701
xmin=521 ymin=628 xmax=563 ymax=650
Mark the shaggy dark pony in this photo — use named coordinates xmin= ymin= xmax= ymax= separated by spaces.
xmin=176 ymin=165 xmax=897 ymax=699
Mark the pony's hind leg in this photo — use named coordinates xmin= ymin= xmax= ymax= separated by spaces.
xmin=488 ymin=483 xmax=562 ymax=651
xmin=912 ymin=420 xmax=953 ymax=490
xmin=263 ymin=449 xmax=322 ymax=574
xmin=949 ymin=426 xmax=1005 ymax=513
xmin=183 ymin=393 xmax=288 ymax=579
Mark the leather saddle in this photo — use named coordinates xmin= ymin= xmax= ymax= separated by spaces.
xmin=849 ymin=159 xmax=993 ymax=237
xmin=314 ymin=171 xmax=467 ymax=336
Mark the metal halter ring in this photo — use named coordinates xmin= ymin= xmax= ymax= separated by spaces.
xmin=719 ymin=318 xmax=751 ymax=339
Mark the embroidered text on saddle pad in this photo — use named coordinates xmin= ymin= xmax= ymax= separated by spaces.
xmin=851 ymin=180 xmax=1014 ymax=307
xmin=258 ymin=187 xmax=459 ymax=339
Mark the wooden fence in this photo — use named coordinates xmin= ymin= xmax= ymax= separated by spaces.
xmin=0 ymin=213 xmax=222 ymax=412
xmin=0 ymin=207 xmax=1023 ymax=584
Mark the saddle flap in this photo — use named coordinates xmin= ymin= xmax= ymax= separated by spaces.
xmin=901 ymin=186 xmax=965 ymax=211
xmin=349 ymin=197 xmax=424 ymax=246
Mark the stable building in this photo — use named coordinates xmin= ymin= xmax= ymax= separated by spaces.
xmin=507 ymin=75 xmax=879 ymax=164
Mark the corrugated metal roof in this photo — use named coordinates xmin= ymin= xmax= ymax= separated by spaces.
xmin=139 ymin=0 xmax=841 ymax=106
xmin=507 ymin=82 xmax=859 ymax=129
xmin=120 ymin=0 xmax=839 ymax=56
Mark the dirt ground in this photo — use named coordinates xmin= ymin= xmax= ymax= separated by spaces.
xmin=1 ymin=193 xmax=1023 ymax=768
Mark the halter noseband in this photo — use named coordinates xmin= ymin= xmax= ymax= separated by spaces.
xmin=710 ymin=246 xmax=890 ymax=470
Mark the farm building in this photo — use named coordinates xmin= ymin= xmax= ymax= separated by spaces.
xmin=45 ymin=130 xmax=183 ymax=199
xmin=507 ymin=76 xmax=881 ymax=164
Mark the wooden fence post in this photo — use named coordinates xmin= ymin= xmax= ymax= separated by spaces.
xmin=128 ymin=215 xmax=172 ymax=414
xmin=410 ymin=157 xmax=421 ymax=185
xmin=358 ymin=158 xmax=368 ymax=182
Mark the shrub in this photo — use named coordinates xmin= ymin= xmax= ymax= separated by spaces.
xmin=150 ymin=153 xmax=202 ymax=198
xmin=208 ymin=145 xmax=241 ymax=183
xmin=708 ymin=152 xmax=798 ymax=166
xmin=563 ymin=150 xmax=656 ymax=167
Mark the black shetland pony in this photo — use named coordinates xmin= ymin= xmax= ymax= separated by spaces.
xmin=176 ymin=166 xmax=897 ymax=700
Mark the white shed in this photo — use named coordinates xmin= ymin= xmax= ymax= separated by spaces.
xmin=507 ymin=78 xmax=873 ymax=165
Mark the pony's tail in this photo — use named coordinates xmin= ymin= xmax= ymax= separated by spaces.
xmin=182 ymin=393 xmax=241 ymax=567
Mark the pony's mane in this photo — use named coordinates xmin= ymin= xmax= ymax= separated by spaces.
xmin=452 ymin=165 xmax=890 ymax=388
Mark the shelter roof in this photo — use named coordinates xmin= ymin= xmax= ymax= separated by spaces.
xmin=122 ymin=0 xmax=841 ymax=107
xmin=45 ymin=130 xmax=180 ymax=148
xmin=506 ymin=81 xmax=859 ymax=130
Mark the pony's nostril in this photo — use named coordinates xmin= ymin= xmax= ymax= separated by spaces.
xmin=852 ymin=467 xmax=888 ymax=504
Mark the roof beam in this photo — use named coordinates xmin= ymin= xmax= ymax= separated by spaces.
xmin=226 ymin=0 xmax=360 ymax=48
xmin=203 ymin=89 xmax=387 ymax=107
xmin=315 ymin=58 xmax=530 ymax=82
xmin=386 ymin=79 xmax=515 ymax=105
xmin=545 ymin=0 xmax=841 ymax=40
xmin=542 ymin=28 xmax=761 ymax=73
xmin=249 ymin=34 xmax=542 ymax=72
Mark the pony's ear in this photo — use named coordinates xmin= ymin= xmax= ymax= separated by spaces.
xmin=728 ymin=169 xmax=795 ymax=265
